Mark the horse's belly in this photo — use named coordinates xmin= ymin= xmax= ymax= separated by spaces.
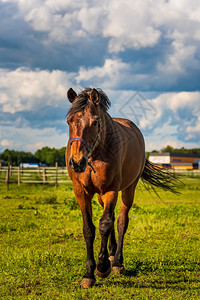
xmin=119 ymin=135 xmax=145 ymax=190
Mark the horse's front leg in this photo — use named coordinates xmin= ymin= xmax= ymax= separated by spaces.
xmin=96 ymin=190 xmax=118 ymax=278
xmin=97 ymin=195 xmax=117 ymax=266
xmin=74 ymin=189 xmax=96 ymax=288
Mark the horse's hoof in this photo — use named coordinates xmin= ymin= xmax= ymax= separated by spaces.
xmin=80 ymin=278 xmax=96 ymax=288
xmin=96 ymin=265 xmax=111 ymax=278
xmin=109 ymin=256 xmax=114 ymax=266
xmin=112 ymin=266 xmax=125 ymax=276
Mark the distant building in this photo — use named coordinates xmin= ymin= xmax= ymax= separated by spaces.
xmin=20 ymin=163 xmax=39 ymax=168
xmin=20 ymin=163 xmax=48 ymax=168
xmin=149 ymin=152 xmax=200 ymax=169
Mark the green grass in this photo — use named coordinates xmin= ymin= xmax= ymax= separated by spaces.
xmin=0 ymin=177 xmax=200 ymax=299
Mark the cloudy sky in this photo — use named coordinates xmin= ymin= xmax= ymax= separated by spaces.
xmin=0 ymin=0 xmax=200 ymax=153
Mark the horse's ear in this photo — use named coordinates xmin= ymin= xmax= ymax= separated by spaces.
xmin=90 ymin=89 xmax=99 ymax=105
xmin=67 ymin=88 xmax=77 ymax=103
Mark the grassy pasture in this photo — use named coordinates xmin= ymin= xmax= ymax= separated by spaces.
xmin=0 ymin=176 xmax=200 ymax=299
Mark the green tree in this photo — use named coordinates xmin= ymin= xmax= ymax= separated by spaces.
xmin=0 ymin=149 xmax=38 ymax=166
xmin=35 ymin=146 xmax=66 ymax=166
xmin=161 ymin=145 xmax=175 ymax=153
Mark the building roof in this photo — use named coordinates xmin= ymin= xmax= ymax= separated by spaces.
xmin=149 ymin=152 xmax=200 ymax=158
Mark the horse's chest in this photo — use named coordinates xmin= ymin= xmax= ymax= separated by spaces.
xmin=78 ymin=173 xmax=105 ymax=194
xmin=78 ymin=165 xmax=113 ymax=194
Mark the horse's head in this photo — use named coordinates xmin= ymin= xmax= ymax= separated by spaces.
xmin=67 ymin=88 xmax=110 ymax=173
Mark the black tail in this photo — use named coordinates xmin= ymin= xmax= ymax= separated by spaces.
xmin=141 ymin=159 xmax=181 ymax=195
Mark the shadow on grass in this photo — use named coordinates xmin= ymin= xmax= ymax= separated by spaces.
xmin=95 ymin=261 xmax=200 ymax=291
xmin=125 ymin=261 xmax=145 ymax=277
xmin=107 ymin=277 xmax=200 ymax=291
xmin=96 ymin=272 xmax=200 ymax=292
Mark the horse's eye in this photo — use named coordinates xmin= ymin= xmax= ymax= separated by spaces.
xmin=93 ymin=120 xmax=98 ymax=127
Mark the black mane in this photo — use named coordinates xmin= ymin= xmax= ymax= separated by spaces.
xmin=67 ymin=88 xmax=111 ymax=116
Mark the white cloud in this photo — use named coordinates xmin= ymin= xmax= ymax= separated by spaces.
xmin=186 ymin=114 xmax=200 ymax=141
xmin=2 ymin=0 xmax=200 ymax=82
xmin=0 ymin=139 xmax=13 ymax=148
xmin=141 ymin=92 xmax=199 ymax=124
xmin=167 ymin=92 xmax=200 ymax=112
xmin=103 ymin=0 xmax=161 ymax=52
xmin=145 ymin=136 xmax=200 ymax=152
xmin=1 ymin=0 xmax=200 ymax=152
xmin=1 ymin=84 xmax=200 ymax=152
xmin=25 ymin=6 xmax=53 ymax=32
xmin=138 ymin=91 xmax=200 ymax=143
xmin=78 ymin=6 xmax=106 ymax=36
xmin=16 ymin=0 xmax=88 ymax=43
xmin=5 ymin=0 xmax=200 ymax=53
xmin=0 ymin=68 xmax=75 ymax=113
xmin=157 ymin=41 xmax=199 ymax=76
xmin=26 ymin=142 xmax=49 ymax=152
xmin=76 ymin=58 xmax=130 ymax=88
xmin=0 ymin=125 xmax=68 ymax=152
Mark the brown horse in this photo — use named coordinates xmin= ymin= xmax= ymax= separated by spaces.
xmin=66 ymin=88 xmax=177 ymax=288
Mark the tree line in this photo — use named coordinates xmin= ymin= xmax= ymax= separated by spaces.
xmin=1 ymin=145 xmax=200 ymax=167
xmin=145 ymin=145 xmax=200 ymax=159
xmin=0 ymin=147 xmax=66 ymax=167
xmin=157 ymin=145 xmax=200 ymax=154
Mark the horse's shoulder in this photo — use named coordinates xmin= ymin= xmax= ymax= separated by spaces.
xmin=113 ymin=117 xmax=137 ymax=129
xmin=112 ymin=117 xmax=144 ymax=144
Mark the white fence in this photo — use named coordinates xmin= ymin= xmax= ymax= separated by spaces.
xmin=0 ymin=164 xmax=71 ymax=188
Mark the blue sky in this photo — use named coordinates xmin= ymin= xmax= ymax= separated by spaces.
xmin=0 ymin=0 xmax=200 ymax=152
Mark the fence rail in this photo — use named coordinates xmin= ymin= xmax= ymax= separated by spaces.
xmin=0 ymin=163 xmax=71 ymax=188
xmin=1 ymin=164 xmax=200 ymax=189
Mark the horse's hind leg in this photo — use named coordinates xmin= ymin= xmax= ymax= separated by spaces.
xmin=108 ymin=223 xmax=117 ymax=266
xmin=113 ymin=181 xmax=138 ymax=275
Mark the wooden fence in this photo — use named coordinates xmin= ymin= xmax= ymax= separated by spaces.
xmin=0 ymin=163 xmax=71 ymax=189
xmin=1 ymin=164 xmax=200 ymax=189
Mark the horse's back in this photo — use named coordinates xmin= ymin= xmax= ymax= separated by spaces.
xmin=113 ymin=117 xmax=145 ymax=147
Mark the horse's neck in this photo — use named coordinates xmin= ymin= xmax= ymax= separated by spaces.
xmin=101 ymin=112 xmax=116 ymax=146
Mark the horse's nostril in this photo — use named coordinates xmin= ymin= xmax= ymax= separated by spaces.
xmin=80 ymin=157 xmax=87 ymax=168
xmin=69 ymin=157 xmax=87 ymax=172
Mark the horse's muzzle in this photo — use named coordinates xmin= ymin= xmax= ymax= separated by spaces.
xmin=69 ymin=157 xmax=87 ymax=173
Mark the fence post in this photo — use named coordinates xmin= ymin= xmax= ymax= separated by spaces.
xmin=38 ymin=165 xmax=41 ymax=176
xmin=55 ymin=162 xmax=58 ymax=188
xmin=43 ymin=168 xmax=46 ymax=183
xmin=18 ymin=166 xmax=20 ymax=187
xmin=9 ymin=165 xmax=12 ymax=176
xmin=5 ymin=164 xmax=10 ymax=190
